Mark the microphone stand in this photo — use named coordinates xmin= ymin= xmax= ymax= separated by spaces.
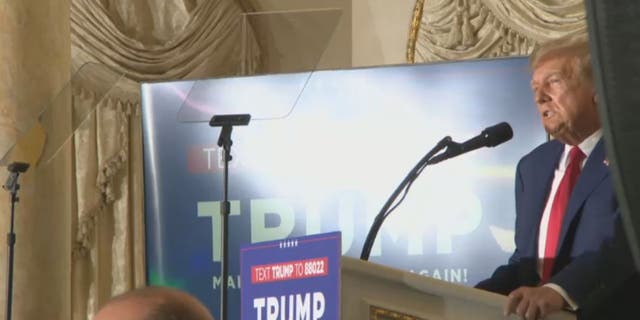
xmin=360 ymin=122 xmax=513 ymax=260
xmin=2 ymin=162 xmax=29 ymax=320
xmin=209 ymin=114 xmax=250 ymax=320
xmin=360 ymin=137 xmax=451 ymax=261
xmin=426 ymin=140 xmax=465 ymax=165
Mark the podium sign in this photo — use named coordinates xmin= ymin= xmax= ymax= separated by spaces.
xmin=241 ymin=232 xmax=341 ymax=320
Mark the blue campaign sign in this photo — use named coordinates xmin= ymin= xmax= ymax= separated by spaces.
xmin=240 ymin=232 xmax=341 ymax=320
xmin=141 ymin=57 xmax=548 ymax=318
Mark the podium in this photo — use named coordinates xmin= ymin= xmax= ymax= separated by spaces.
xmin=341 ymin=256 xmax=576 ymax=320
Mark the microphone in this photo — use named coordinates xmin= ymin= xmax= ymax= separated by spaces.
xmin=427 ymin=122 xmax=513 ymax=165
xmin=360 ymin=124 xmax=511 ymax=261
xmin=3 ymin=162 xmax=29 ymax=192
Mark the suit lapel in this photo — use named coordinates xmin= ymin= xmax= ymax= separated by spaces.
xmin=556 ymin=139 xmax=609 ymax=255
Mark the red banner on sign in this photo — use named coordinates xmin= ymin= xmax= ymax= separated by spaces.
xmin=251 ymin=257 xmax=329 ymax=284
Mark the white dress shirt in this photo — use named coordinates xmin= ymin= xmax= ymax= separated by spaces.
xmin=537 ymin=129 xmax=602 ymax=309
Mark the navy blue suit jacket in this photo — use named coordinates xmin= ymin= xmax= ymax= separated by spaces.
xmin=571 ymin=216 xmax=639 ymax=319
xmin=476 ymin=138 xmax=619 ymax=299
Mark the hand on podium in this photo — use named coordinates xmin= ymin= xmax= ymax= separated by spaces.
xmin=504 ymin=286 xmax=565 ymax=320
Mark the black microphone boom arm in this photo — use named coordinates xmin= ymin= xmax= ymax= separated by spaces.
xmin=360 ymin=136 xmax=452 ymax=261
xmin=359 ymin=122 xmax=513 ymax=261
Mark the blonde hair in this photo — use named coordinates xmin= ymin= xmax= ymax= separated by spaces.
xmin=530 ymin=33 xmax=592 ymax=83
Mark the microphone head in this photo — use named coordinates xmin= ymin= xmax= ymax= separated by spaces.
xmin=482 ymin=122 xmax=513 ymax=147
xmin=7 ymin=162 xmax=29 ymax=173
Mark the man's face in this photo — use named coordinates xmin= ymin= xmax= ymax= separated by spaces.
xmin=531 ymin=55 xmax=599 ymax=145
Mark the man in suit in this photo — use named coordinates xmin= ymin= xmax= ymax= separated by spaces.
xmin=93 ymin=286 xmax=215 ymax=320
xmin=475 ymin=33 xmax=620 ymax=319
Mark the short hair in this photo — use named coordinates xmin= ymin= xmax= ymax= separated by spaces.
xmin=103 ymin=286 xmax=213 ymax=320
xmin=529 ymin=33 xmax=592 ymax=84
xmin=144 ymin=295 xmax=205 ymax=320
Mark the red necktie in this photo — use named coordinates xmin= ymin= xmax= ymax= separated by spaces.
xmin=541 ymin=146 xmax=586 ymax=282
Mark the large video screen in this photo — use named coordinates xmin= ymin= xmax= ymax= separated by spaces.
xmin=141 ymin=57 xmax=546 ymax=318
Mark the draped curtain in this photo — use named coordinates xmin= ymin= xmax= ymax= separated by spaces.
xmin=407 ymin=0 xmax=587 ymax=63
xmin=68 ymin=1 xmax=260 ymax=318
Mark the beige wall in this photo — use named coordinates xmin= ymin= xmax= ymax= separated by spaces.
xmin=0 ymin=0 xmax=71 ymax=319
xmin=246 ymin=0 xmax=352 ymax=72
xmin=246 ymin=0 xmax=414 ymax=70
xmin=352 ymin=0 xmax=414 ymax=67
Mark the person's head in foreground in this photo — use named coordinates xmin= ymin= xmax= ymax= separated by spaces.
xmin=530 ymin=32 xmax=600 ymax=146
xmin=93 ymin=286 xmax=214 ymax=320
